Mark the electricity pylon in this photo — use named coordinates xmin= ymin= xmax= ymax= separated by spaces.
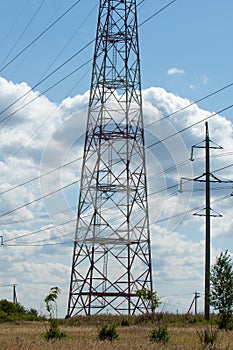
xmin=67 ymin=0 xmax=152 ymax=316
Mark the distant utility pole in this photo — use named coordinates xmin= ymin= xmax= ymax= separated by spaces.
xmin=180 ymin=122 xmax=233 ymax=321
xmin=187 ymin=291 xmax=200 ymax=315
xmin=13 ymin=284 xmax=17 ymax=303
xmin=2 ymin=283 xmax=18 ymax=303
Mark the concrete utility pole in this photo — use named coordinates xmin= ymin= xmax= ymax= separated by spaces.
xmin=180 ymin=122 xmax=233 ymax=321
xmin=13 ymin=284 xmax=17 ymax=303
xmin=187 ymin=291 xmax=200 ymax=315
xmin=204 ymin=122 xmax=211 ymax=321
xmin=193 ymin=122 xmax=221 ymax=321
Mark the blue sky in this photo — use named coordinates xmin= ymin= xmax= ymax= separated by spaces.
xmin=0 ymin=0 xmax=233 ymax=316
xmin=1 ymin=0 xmax=232 ymax=113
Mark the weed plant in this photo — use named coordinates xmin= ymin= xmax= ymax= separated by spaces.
xmin=121 ymin=318 xmax=130 ymax=326
xmin=196 ymin=324 xmax=219 ymax=349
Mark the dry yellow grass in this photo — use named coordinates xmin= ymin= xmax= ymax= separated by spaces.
xmin=0 ymin=321 xmax=232 ymax=349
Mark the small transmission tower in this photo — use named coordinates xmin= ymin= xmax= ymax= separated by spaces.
xmin=67 ymin=0 xmax=153 ymax=316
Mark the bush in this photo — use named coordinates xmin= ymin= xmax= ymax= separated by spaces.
xmin=98 ymin=323 xmax=119 ymax=341
xmin=0 ymin=299 xmax=25 ymax=315
xmin=0 ymin=299 xmax=41 ymax=322
xmin=150 ymin=325 xmax=169 ymax=344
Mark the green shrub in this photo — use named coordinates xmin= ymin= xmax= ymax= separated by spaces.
xmin=0 ymin=299 xmax=25 ymax=315
xmin=98 ymin=323 xmax=119 ymax=341
xmin=150 ymin=325 xmax=169 ymax=344
xmin=45 ymin=319 xmax=67 ymax=340
xmin=0 ymin=299 xmax=42 ymax=322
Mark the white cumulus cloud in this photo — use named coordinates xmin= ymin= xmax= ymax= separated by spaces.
xmin=167 ymin=67 xmax=185 ymax=75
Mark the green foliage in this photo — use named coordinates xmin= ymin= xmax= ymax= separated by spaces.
xmin=0 ymin=299 xmax=25 ymax=314
xmin=44 ymin=287 xmax=67 ymax=341
xmin=136 ymin=289 xmax=160 ymax=313
xmin=98 ymin=323 xmax=119 ymax=341
xmin=44 ymin=286 xmax=61 ymax=319
xmin=28 ymin=308 xmax=38 ymax=317
xmin=0 ymin=299 xmax=40 ymax=322
xmin=210 ymin=250 xmax=233 ymax=330
xmin=150 ymin=325 xmax=169 ymax=344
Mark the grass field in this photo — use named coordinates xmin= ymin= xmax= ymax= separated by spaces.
xmin=0 ymin=316 xmax=233 ymax=350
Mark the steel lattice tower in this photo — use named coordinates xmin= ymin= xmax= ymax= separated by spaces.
xmin=67 ymin=0 xmax=153 ymax=316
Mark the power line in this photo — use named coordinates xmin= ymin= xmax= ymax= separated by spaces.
xmin=0 ymin=114 xmax=231 ymax=227
xmin=0 ymin=0 xmax=82 ymax=74
xmin=0 ymin=0 xmax=47 ymax=69
xmin=0 ymin=2 xmax=232 ymax=235
xmin=139 ymin=0 xmax=176 ymax=27
xmin=40 ymin=3 xmax=98 ymax=80
xmin=1 ymin=78 xmax=231 ymax=187
xmin=0 ymin=0 xmax=30 ymax=50
xmin=147 ymin=103 xmax=233 ymax=149
xmin=0 ymin=0 xmax=231 ymax=168
xmin=2 ymin=173 xmax=231 ymax=247
xmin=1 ymin=77 xmax=232 ymax=177
xmin=0 ymin=205 xmax=77 ymax=226
xmin=5 ymin=241 xmax=71 ymax=247
xmin=0 ymin=180 xmax=79 ymax=219
xmin=2 ymin=164 xmax=231 ymax=245
xmin=0 ymin=158 xmax=79 ymax=197
xmin=0 ymin=149 xmax=232 ymax=228
xmin=4 ymin=192 xmax=231 ymax=247
xmin=11 ymin=67 xmax=91 ymax=161
xmin=1 ymin=145 xmax=231 ymax=201
xmin=0 ymin=53 xmax=93 ymax=127
xmin=0 ymin=0 xmax=176 ymax=127
xmin=0 ymin=0 xmax=231 ymax=159
xmin=145 ymin=82 xmax=233 ymax=129
xmin=4 ymin=218 xmax=76 ymax=243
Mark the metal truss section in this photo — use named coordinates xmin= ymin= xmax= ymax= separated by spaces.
xmin=67 ymin=0 xmax=153 ymax=316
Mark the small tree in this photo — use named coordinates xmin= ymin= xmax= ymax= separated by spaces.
xmin=44 ymin=287 xmax=66 ymax=340
xmin=150 ymin=325 xmax=169 ymax=344
xmin=136 ymin=289 xmax=168 ymax=343
xmin=45 ymin=287 xmax=61 ymax=319
xmin=98 ymin=324 xmax=119 ymax=341
xmin=136 ymin=289 xmax=160 ymax=314
xmin=210 ymin=250 xmax=233 ymax=330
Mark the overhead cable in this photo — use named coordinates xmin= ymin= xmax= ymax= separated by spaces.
xmin=0 ymin=0 xmax=47 ymax=69
xmin=0 ymin=0 xmax=82 ymax=74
